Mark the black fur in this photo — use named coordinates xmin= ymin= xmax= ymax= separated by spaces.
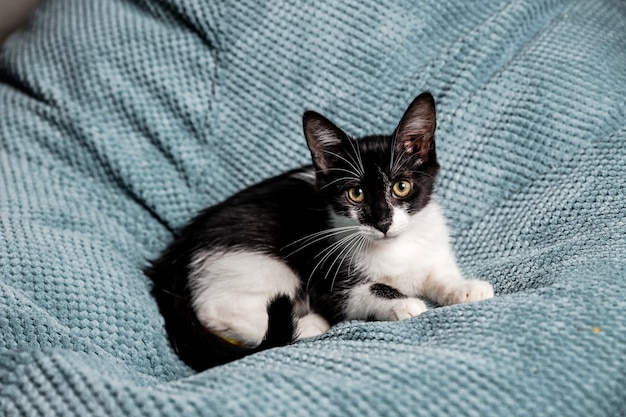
xmin=146 ymin=168 xmax=327 ymax=370
xmin=370 ymin=283 xmax=407 ymax=300
xmin=146 ymin=92 xmax=439 ymax=370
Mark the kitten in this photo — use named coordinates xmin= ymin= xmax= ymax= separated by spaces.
xmin=146 ymin=92 xmax=494 ymax=370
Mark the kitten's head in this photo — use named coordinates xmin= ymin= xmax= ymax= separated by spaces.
xmin=303 ymin=92 xmax=439 ymax=240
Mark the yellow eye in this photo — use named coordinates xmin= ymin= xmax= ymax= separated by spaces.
xmin=392 ymin=180 xmax=412 ymax=198
xmin=347 ymin=187 xmax=365 ymax=203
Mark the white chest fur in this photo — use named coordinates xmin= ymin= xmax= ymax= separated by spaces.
xmin=354 ymin=200 xmax=461 ymax=297
xmin=340 ymin=198 xmax=495 ymax=321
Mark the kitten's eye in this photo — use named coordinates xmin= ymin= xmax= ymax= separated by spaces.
xmin=392 ymin=180 xmax=412 ymax=198
xmin=347 ymin=187 xmax=365 ymax=203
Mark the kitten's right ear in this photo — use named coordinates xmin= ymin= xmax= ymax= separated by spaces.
xmin=302 ymin=111 xmax=348 ymax=173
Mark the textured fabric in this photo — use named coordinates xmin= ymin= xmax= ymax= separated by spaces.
xmin=1 ymin=0 xmax=625 ymax=415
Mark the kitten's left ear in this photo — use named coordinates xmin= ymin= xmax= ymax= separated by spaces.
xmin=394 ymin=92 xmax=437 ymax=163
xmin=303 ymin=111 xmax=348 ymax=173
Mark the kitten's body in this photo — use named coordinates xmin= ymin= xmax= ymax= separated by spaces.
xmin=146 ymin=93 xmax=494 ymax=370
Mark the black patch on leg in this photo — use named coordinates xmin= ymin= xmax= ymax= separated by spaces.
xmin=370 ymin=283 xmax=407 ymax=299
xmin=262 ymin=295 xmax=297 ymax=348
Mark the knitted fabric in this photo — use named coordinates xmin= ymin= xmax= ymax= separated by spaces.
xmin=0 ymin=0 xmax=625 ymax=415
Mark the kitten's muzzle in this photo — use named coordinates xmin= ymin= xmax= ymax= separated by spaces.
xmin=373 ymin=219 xmax=392 ymax=235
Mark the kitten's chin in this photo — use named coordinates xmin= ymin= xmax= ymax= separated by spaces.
xmin=374 ymin=235 xmax=397 ymax=244
xmin=368 ymin=229 xmax=401 ymax=242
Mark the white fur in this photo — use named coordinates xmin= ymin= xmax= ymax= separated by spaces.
xmin=296 ymin=313 xmax=330 ymax=340
xmin=290 ymin=167 xmax=316 ymax=184
xmin=402 ymin=116 xmax=430 ymax=137
xmin=344 ymin=199 xmax=493 ymax=320
xmin=355 ymin=200 xmax=457 ymax=295
xmin=189 ymin=249 xmax=300 ymax=348
xmin=188 ymin=202 xmax=493 ymax=344
xmin=315 ymin=127 xmax=342 ymax=147
xmin=344 ymin=283 xmax=428 ymax=321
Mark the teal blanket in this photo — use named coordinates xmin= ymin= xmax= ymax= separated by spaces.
xmin=1 ymin=0 xmax=625 ymax=415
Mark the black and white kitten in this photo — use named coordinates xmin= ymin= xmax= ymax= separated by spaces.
xmin=146 ymin=92 xmax=494 ymax=370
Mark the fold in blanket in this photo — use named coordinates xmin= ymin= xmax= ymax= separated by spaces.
xmin=0 ymin=0 xmax=624 ymax=416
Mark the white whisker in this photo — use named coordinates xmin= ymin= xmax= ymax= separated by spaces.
xmin=321 ymin=149 xmax=363 ymax=177
xmin=281 ymin=226 xmax=359 ymax=258
xmin=389 ymin=134 xmax=397 ymax=172
xmin=391 ymin=142 xmax=412 ymax=175
xmin=358 ymin=231 xmax=372 ymax=258
xmin=345 ymin=138 xmax=364 ymax=176
xmin=330 ymin=233 xmax=368 ymax=292
xmin=306 ymin=232 xmax=357 ymax=289
xmin=318 ymin=168 xmax=358 ymax=178
xmin=325 ymin=233 xmax=359 ymax=282
xmin=313 ymin=232 xmax=354 ymax=263
xmin=406 ymin=169 xmax=434 ymax=178
xmin=320 ymin=176 xmax=359 ymax=190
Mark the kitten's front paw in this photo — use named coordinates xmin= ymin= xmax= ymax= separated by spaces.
xmin=391 ymin=298 xmax=428 ymax=321
xmin=445 ymin=280 xmax=494 ymax=305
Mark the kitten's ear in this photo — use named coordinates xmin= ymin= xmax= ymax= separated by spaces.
xmin=394 ymin=92 xmax=437 ymax=163
xmin=303 ymin=111 xmax=348 ymax=173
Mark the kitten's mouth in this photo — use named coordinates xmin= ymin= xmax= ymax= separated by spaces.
xmin=361 ymin=225 xmax=401 ymax=242
xmin=371 ymin=231 xmax=398 ymax=241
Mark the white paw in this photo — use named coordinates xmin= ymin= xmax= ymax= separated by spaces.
xmin=446 ymin=280 xmax=494 ymax=305
xmin=391 ymin=298 xmax=428 ymax=321
xmin=195 ymin=296 xmax=269 ymax=349
xmin=296 ymin=313 xmax=330 ymax=340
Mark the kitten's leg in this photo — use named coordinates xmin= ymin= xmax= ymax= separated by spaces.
xmin=343 ymin=283 xmax=428 ymax=321
xmin=189 ymin=249 xmax=300 ymax=348
xmin=422 ymin=256 xmax=494 ymax=306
